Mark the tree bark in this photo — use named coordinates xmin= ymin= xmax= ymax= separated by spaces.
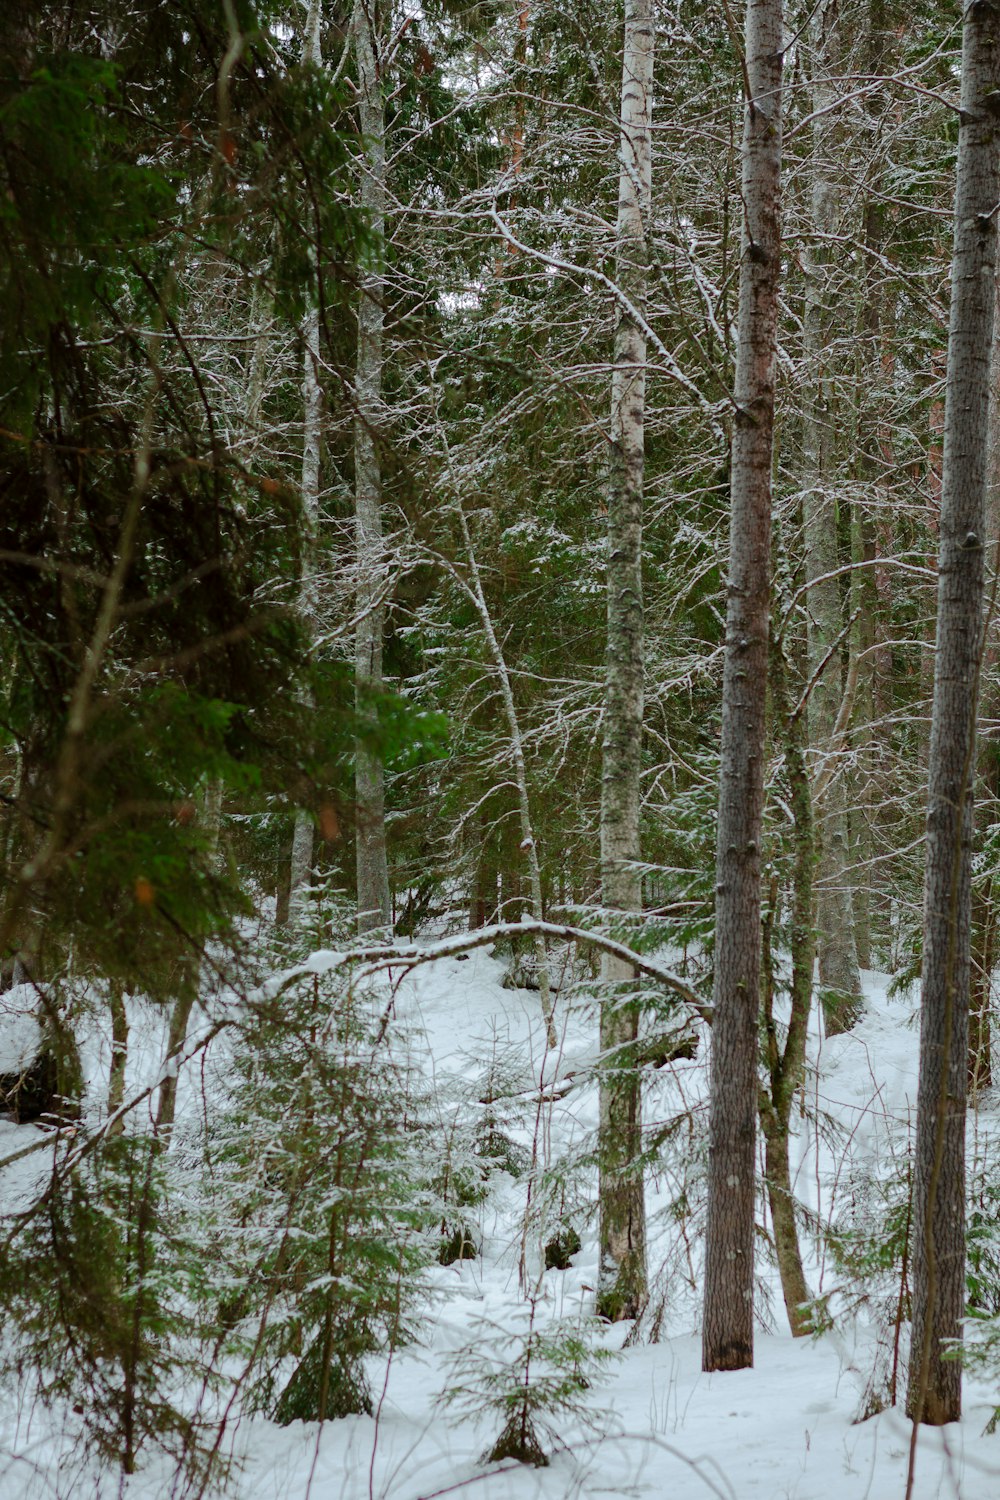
xmin=849 ymin=0 xmax=895 ymax=972
xmin=107 ymin=977 xmax=128 ymax=1133
xmin=353 ymin=0 xmax=392 ymax=936
xmin=907 ymin=0 xmax=1000 ymax=1430
xmin=763 ymin=1125 xmax=811 ymax=1333
xmin=469 ymin=810 xmax=498 ymax=930
xmin=759 ymin=601 xmax=814 ymax=1339
xmin=849 ymin=500 xmax=876 ymax=969
xmin=289 ymin=0 xmax=324 ymax=924
xmin=702 ymin=0 xmax=783 ymax=1375
xmin=969 ymin=254 xmax=1000 ymax=1092
xmin=801 ymin=0 xmax=863 ymax=1035
xmin=598 ymin=0 xmax=653 ymax=1325
xmin=153 ymin=981 xmax=196 ymax=1142
xmin=969 ymin=864 xmax=995 ymax=1093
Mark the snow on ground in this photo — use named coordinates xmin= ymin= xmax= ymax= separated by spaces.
xmin=1 ymin=950 xmax=1000 ymax=1498
xmin=0 ymin=986 xmax=41 ymax=1074
xmin=222 ymin=1332 xmax=1000 ymax=1500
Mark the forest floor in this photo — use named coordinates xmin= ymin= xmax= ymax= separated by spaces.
xmin=3 ymin=948 xmax=1000 ymax=1499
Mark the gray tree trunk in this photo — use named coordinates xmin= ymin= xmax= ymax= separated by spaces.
xmin=288 ymin=292 xmax=321 ymax=919
xmin=907 ymin=0 xmax=1000 ymax=1430
xmin=801 ymin=0 xmax=863 ymax=1035
xmin=353 ymin=0 xmax=392 ymax=936
xmin=702 ymin=0 xmax=784 ymax=1375
xmin=598 ymin=0 xmax=654 ymax=1323
xmin=288 ymin=0 xmax=324 ymax=924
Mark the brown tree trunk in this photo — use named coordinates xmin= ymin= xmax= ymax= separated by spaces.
xmin=969 ymin=866 xmax=995 ymax=1094
xmin=850 ymin=0 xmax=897 ymax=971
xmin=702 ymin=0 xmax=784 ymax=1375
xmin=107 ymin=977 xmax=128 ymax=1133
xmin=759 ymin=598 xmax=815 ymax=1339
xmin=763 ymin=1128 xmax=811 ymax=1335
xmin=907 ymin=0 xmax=1000 ymax=1431
xmin=968 ymin=255 xmax=1000 ymax=1092
xmin=469 ymin=813 xmax=498 ymax=931
xmin=153 ymin=983 xmax=195 ymax=1142
xmin=801 ymin=0 xmax=863 ymax=1035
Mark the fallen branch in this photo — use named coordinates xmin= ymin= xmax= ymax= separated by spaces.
xmin=265 ymin=918 xmax=712 ymax=1025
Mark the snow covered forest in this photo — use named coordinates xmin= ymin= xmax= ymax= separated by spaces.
xmin=5 ymin=0 xmax=1000 ymax=1495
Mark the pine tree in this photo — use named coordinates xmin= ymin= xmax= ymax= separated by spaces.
xmin=907 ymin=0 xmax=1000 ymax=1430
xmin=702 ymin=0 xmax=784 ymax=1375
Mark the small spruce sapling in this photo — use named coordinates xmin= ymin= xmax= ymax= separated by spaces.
xmin=808 ymin=1147 xmax=914 ymax=1417
xmin=205 ymin=964 xmax=429 ymax=1424
xmin=0 ymin=1133 xmax=221 ymax=1484
xmin=440 ymin=1296 xmax=618 ymax=1468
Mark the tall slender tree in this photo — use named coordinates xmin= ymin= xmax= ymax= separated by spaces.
xmin=801 ymin=0 xmax=864 ymax=1034
xmin=353 ymin=0 xmax=392 ymax=935
xmin=598 ymin=0 xmax=654 ymax=1322
xmin=906 ymin=0 xmax=1000 ymax=1431
xmin=848 ymin=0 xmax=896 ymax=974
xmin=760 ymin=549 xmax=814 ymax=1337
xmin=702 ymin=0 xmax=784 ymax=1374
xmin=968 ymin=253 xmax=1000 ymax=1093
xmin=287 ymin=0 xmax=324 ymax=923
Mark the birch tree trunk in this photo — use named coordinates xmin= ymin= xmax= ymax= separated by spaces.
xmin=802 ymin=0 xmax=863 ymax=1035
xmin=597 ymin=0 xmax=653 ymax=1325
xmin=702 ymin=0 xmax=783 ymax=1375
xmin=353 ymin=0 xmax=391 ymax=936
xmin=906 ymin=0 xmax=1000 ymax=1430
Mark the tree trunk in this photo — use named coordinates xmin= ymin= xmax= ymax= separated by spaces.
xmin=598 ymin=0 xmax=653 ymax=1325
xmin=353 ymin=0 xmax=392 ymax=936
xmin=153 ymin=983 xmax=195 ymax=1142
xmin=289 ymin=787 xmax=315 ymax=925
xmin=849 ymin=0 xmax=896 ymax=972
xmin=107 ymin=977 xmax=128 ymax=1133
xmin=907 ymin=0 xmax=1000 ymax=1430
xmin=469 ymin=812 xmax=498 ymax=930
xmin=759 ymin=592 xmax=814 ymax=1339
xmin=702 ymin=0 xmax=784 ymax=1375
xmin=289 ymin=0 xmax=324 ymax=925
xmin=969 ymin=253 xmax=1000 ymax=1092
xmin=849 ymin=498 xmax=876 ymax=970
xmin=802 ymin=0 xmax=863 ymax=1035
xmin=154 ymin=786 xmax=225 ymax=1141
xmin=763 ymin=1125 xmax=811 ymax=1335
xmin=969 ymin=865 xmax=995 ymax=1093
